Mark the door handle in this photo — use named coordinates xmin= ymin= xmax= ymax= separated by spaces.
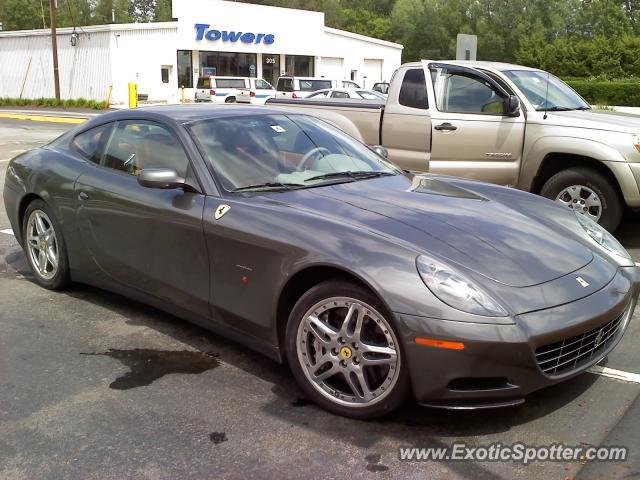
xmin=434 ymin=123 xmax=458 ymax=131
xmin=78 ymin=191 xmax=89 ymax=201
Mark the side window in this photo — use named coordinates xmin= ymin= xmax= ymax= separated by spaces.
xmin=434 ymin=69 xmax=505 ymax=114
xmin=398 ymin=69 xmax=429 ymax=109
xmin=102 ymin=121 xmax=190 ymax=177
xmin=331 ymin=91 xmax=350 ymax=99
xmin=71 ymin=123 xmax=112 ymax=164
xmin=255 ymin=79 xmax=273 ymax=90
xmin=277 ymin=78 xmax=293 ymax=92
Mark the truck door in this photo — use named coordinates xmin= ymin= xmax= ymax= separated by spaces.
xmin=426 ymin=62 xmax=525 ymax=186
xmin=380 ymin=67 xmax=431 ymax=172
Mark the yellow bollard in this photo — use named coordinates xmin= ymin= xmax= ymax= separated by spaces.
xmin=128 ymin=83 xmax=138 ymax=108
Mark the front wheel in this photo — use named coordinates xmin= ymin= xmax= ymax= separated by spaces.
xmin=22 ymin=199 xmax=70 ymax=290
xmin=540 ymin=167 xmax=623 ymax=232
xmin=285 ymin=281 xmax=410 ymax=419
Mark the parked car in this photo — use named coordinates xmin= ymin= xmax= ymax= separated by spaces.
xmin=306 ymin=88 xmax=387 ymax=100
xmin=195 ymin=76 xmax=276 ymax=104
xmin=372 ymin=82 xmax=390 ymax=95
xmin=276 ymin=76 xmax=334 ymax=98
xmin=267 ymin=60 xmax=640 ymax=232
xmin=4 ymin=105 xmax=638 ymax=419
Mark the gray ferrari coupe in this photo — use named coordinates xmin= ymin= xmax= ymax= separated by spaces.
xmin=3 ymin=105 xmax=639 ymax=418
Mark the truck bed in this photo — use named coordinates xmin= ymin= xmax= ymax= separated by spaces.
xmin=266 ymin=98 xmax=385 ymax=146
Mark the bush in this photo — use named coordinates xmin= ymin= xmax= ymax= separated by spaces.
xmin=0 ymin=97 xmax=108 ymax=109
xmin=565 ymin=79 xmax=640 ymax=107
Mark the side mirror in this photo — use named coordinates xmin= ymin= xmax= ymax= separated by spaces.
xmin=371 ymin=145 xmax=389 ymax=159
xmin=138 ymin=168 xmax=186 ymax=189
xmin=505 ymin=95 xmax=521 ymax=116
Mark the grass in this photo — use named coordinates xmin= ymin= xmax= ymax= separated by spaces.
xmin=0 ymin=97 xmax=108 ymax=110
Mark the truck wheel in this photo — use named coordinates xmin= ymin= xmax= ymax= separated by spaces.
xmin=540 ymin=167 xmax=623 ymax=232
xmin=225 ymin=97 xmax=236 ymax=103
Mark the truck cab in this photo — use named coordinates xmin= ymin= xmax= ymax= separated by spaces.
xmin=268 ymin=60 xmax=640 ymax=231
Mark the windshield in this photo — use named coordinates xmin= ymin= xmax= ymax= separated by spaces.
xmin=503 ymin=70 xmax=590 ymax=111
xmin=357 ymin=90 xmax=386 ymax=100
xmin=189 ymin=114 xmax=399 ymax=192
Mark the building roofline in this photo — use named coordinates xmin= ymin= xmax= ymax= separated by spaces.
xmin=0 ymin=21 xmax=178 ymax=38
xmin=323 ymin=26 xmax=403 ymax=50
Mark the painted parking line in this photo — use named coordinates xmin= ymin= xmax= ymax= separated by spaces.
xmin=0 ymin=228 xmax=14 ymax=236
xmin=0 ymin=112 xmax=86 ymax=124
xmin=588 ymin=365 xmax=640 ymax=384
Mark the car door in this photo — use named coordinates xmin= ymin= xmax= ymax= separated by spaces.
xmin=427 ymin=62 xmax=525 ymax=186
xmin=74 ymin=119 xmax=210 ymax=316
xmin=380 ymin=67 xmax=432 ymax=171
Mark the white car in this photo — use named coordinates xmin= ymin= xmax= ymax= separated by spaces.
xmin=306 ymin=88 xmax=387 ymax=100
xmin=275 ymin=77 xmax=335 ymax=99
xmin=195 ymin=76 xmax=276 ymax=104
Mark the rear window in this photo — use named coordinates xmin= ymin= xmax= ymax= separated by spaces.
xmin=197 ymin=77 xmax=211 ymax=88
xmin=277 ymin=78 xmax=293 ymax=92
xmin=215 ymin=79 xmax=247 ymax=88
xmin=299 ymin=80 xmax=332 ymax=92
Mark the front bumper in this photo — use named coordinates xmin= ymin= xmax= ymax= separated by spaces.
xmin=395 ymin=266 xmax=640 ymax=409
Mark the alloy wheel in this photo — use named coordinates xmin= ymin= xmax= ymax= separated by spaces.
xmin=25 ymin=210 xmax=59 ymax=280
xmin=296 ymin=297 xmax=400 ymax=408
xmin=555 ymin=184 xmax=602 ymax=222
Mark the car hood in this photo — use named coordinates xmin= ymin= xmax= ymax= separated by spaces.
xmin=276 ymin=174 xmax=593 ymax=287
xmin=543 ymin=110 xmax=640 ymax=133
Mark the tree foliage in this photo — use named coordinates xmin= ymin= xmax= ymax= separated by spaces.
xmin=1 ymin=0 xmax=640 ymax=77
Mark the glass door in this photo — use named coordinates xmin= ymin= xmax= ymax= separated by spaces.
xmin=262 ymin=54 xmax=280 ymax=86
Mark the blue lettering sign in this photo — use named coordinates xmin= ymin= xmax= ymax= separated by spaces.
xmin=195 ymin=24 xmax=275 ymax=45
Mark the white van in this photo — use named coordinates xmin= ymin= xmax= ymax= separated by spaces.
xmin=275 ymin=77 xmax=335 ymax=99
xmin=195 ymin=77 xmax=276 ymax=104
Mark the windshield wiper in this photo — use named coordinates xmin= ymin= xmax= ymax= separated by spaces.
xmin=304 ymin=171 xmax=394 ymax=183
xmin=231 ymin=182 xmax=305 ymax=192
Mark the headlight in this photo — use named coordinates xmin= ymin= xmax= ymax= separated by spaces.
xmin=416 ymin=255 xmax=508 ymax=317
xmin=574 ymin=212 xmax=631 ymax=260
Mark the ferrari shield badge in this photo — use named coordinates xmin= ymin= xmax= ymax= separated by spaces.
xmin=215 ymin=204 xmax=231 ymax=220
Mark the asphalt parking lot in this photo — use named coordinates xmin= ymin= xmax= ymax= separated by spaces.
xmin=1 ymin=117 xmax=639 ymax=480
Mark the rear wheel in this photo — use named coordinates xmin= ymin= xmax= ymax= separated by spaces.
xmin=540 ymin=167 xmax=623 ymax=232
xmin=22 ymin=199 xmax=70 ymax=290
xmin=285 ymin=281 xmax=410 ymax=419
xmin=225 ymin=96 xmax=236 ymax=103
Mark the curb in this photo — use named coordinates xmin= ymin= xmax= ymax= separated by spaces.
xmin=0 ymin=112 xmax=87 ymax=124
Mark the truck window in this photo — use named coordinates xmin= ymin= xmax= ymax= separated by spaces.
xmin=398 ymin=69 xmax=429 ymax=109
xmin=433 ymin=69 xmax=505 ymax=114
xmin=278 ymin=78 xmax=293 ymax=92
xmin=197 ymin=77 xmax=211 ymax=89
xmin=216 ymin=79 xmax=247 ymax=88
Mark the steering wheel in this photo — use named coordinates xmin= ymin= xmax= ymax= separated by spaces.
xmin=298 ymin=147 xmax=331 ymax=171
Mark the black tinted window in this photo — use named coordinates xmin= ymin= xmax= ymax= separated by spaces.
xmin=277 ymin=78 xmax=293 ymax=92
xmin=102 ymin=121 xmax=189 ymax=177
xmin=399 ymin=69 xmax=428 ymax=109
xmin=72 ymin=123 xmax=112 ymax=164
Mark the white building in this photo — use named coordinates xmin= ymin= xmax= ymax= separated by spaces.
xmin=0 ymin=0 xmax=403 ymax=105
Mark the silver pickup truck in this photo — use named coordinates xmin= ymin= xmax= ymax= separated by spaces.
xmin=267 ymin=60 xmax=640 ymax=231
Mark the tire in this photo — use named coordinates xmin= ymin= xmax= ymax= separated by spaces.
xmin=540 ymin=167 xmax=623 ymax=232
xmin=21 ymin=199 xmax=70 ymax=290
xmin=285 ymin=280 xmax=410 ymax=419
xmin=225 ymin=97 xmax=236 ymax=103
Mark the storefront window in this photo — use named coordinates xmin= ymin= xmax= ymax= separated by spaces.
xmin=177 ymin=50 xmax=193 ymax=88
xmin=199 ymin=51 xmax=257 ymax=77
xmin=285 ymin=55 xmax=314 ymax=77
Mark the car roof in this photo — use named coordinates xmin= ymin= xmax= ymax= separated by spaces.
xmin=402 ymin=60 xmax=542 ymax=72
xmin=88 ymin=104 xmax=291 ymax=125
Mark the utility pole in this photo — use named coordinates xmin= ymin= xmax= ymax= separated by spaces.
xmin=50 ymin=0 xmax=61 ymax=99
